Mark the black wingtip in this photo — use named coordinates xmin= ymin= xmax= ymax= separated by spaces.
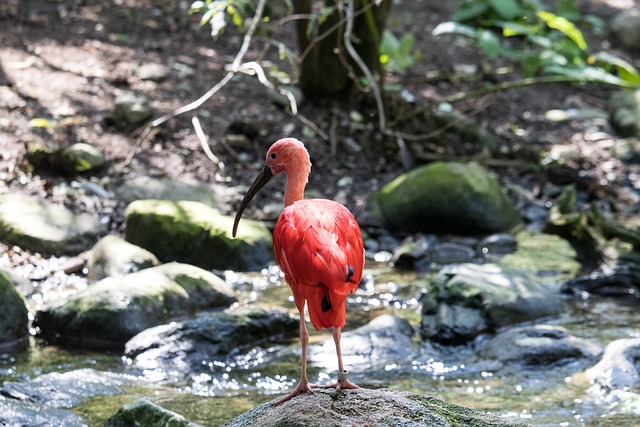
xmin=346 ymin=265 xmax=355 ymax=283
xmin=321 ymin=292 xmax=332 ymax=312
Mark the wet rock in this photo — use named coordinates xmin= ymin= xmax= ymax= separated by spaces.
xmin=111 ymin=91 xmax=153 ymax=126
xmin=0 ymin=269 xmax=29 ymax=351
xmin=222 ymin=388 xmax=528 ymax=427
xmin=34 ymin=262 xmax=237 ymax=350
xmin=430 ymin=241 xmax=477 ymax=264
xmin=498 ymin=231 xmax=581 ymax=284
xmin=310 ymin=314 xmax=415 ymax=372
xmin=420 ymin=263 xmax=563 ymax=343
xmin=0 ymin=398 xmax=86 ymax=427
xmin=609 ymin=89 xmax=640 ymax=137
xmin=371 ymin=162 xmax=520 ymax=234
xmin=610 ymin=5 xmax=640 ymax=51
xmin=114 ymin=175 xmax=221 ymax=207
xmin=88 ymin=234 xmax=160 ymax=282
xmin=124 ymin=199 xmax=273 ymax=271
xmin=125 ymin=306 xmax=298 ymax=370
xmin=478 ymin=233 xmax=518 ymax=256
xmin=2 ymin=368 xmax=129 ymax=408
xmin=479 ymin=325 xmax=602 ymax=367
xmin=105 ymin=399 xmax=200 ymax=427
xmin=50 ymin=142 xmax=105 ymax=175
xmin=587 ymin=338 xmax=640 ymax=391
xmin=0 ymin=193 xmax=107 ymax=256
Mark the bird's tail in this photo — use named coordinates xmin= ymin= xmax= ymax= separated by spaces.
xmin=306 ymin=283 xmax=346 ymax=331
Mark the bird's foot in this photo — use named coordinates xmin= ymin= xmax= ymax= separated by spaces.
xmin=272 ymin=380 xmax=313 ymax=406
xmin=315 ymin=370 xmax=359 ymax=391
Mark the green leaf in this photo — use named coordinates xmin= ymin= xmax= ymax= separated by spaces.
xmin=536 ymin=10 xmax=587 ymax=50
xmin=590 ymin=52 xmax=640 ymax=84
xmin=28 ymin=118 xmax=58 ymax=128
xmin=545 ymin=65 xmax=639 ymax=88
xmin=452 ymin=2 xmax=490 ymax=22
xmin=432 ymin=22 xmax=477 ymax=38
xmin=487 ymin=0 xmax=522 ymax=20
xmin=478 ymin=29 xmax=502 ymax=59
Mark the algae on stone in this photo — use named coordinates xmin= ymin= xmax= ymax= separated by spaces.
xmin=372 ymin=162 xmax=520 ymax=234
xmin=124 ymin=199 xmax=273 ymax=271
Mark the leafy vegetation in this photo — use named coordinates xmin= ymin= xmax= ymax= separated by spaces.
xmin=434 ymin=0 xmax=640 ymax=88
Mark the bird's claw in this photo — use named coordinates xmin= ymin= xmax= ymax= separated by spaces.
xmin=272 ymin=381 xmax=313 ymax=406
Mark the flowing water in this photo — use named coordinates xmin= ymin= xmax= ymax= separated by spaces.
xmin=2 ymin=254 xmax=639 ymax=426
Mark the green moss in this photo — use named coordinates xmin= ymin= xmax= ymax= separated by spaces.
xmin=373 ymin=162 xmax=520 ymax=234
xmin=124 ymin=200 xmax=273 ymax=271
xmin=0 ymin=270 xmax=29 ymax=342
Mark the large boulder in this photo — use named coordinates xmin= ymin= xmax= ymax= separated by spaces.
xmin=587 ymin=338 xmax=640 ymax=391
xmin=125 ymin=306 xmax=298 ymax=370
xmin=34 ymin=262 xmax=237 ymax=350
xmin=479 ymin=325 xmax=601 ymax=367
xmin=0 ymin=193 xmax=107 ymax=255
xmin=0 ymin=269 xmax=29 ymax=350
xmin=421 ymin=263 xmax=563 ymax=343
xmin=124 ymin=200 xmax=273 ymax=271
xmin=222 ymin=388 xmax=528 ymax=427
xmin=371 ymin=162 xmax=520 ymax=234
xmin=87 ymin=235 xmax=160 ymax=282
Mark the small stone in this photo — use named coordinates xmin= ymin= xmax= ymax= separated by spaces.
xmin=135 ymin=62 xmax=170 ymax=82
xmin=112 ymin=91 xmax=153 ymax=126
xmin=50 ymin=142 xmax=105 ymax=175
xmin=610 ymin=5 xmax=640 ymax=51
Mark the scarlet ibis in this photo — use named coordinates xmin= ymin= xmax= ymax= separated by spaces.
xmin=232 ymin=137 xmax=364 ymax=405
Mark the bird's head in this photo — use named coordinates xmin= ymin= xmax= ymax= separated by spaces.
xmin=232 ymin=138 xmax=310 ymax=238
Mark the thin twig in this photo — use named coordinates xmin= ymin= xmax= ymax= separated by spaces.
xmin=343 ymin=0 xmax=386 ymax=131
xmin=123 ymin=0 xmax=268 ymax=166
xmin=192 ymin=116 xmax=229 ymax=182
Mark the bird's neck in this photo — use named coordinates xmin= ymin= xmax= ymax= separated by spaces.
xmin=283 ymin=165 xmax=309 ymax=207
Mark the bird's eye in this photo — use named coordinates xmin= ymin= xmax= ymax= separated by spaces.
xmin=270 ymin=152 xmax=277 ymax=159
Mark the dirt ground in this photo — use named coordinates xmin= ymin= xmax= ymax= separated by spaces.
xmin=1 ymin=0 xmax=639 ymax=236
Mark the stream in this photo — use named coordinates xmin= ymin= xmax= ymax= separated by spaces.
xmin=2 ymin=254 xmax=639 ymax=427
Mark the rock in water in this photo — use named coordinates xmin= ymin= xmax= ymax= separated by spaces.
xmin=124 ymin=199 xmax=273 ymax=271
xmin=421 ymin=263 xmax=563 ymax=343
xmin=87 ymin=235 xmax=160 ymax=282
xmin=34 ymin=262 xmax=237 ymax=350
xmin=371 ymin=162 xmax=520 ymax=234
xmin=0 ymin=269 xmax=29 ymax=350
xmin=222 ymin=388 xmax=528 ymax=427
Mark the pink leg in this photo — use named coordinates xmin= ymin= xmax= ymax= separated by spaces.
xmin=273 ymin=311 xmax=312 ymax=405
xmin=331 ymin=326 xmax=359 ymax=390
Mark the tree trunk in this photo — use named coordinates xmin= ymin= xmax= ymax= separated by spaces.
xmin=293 ymin=0 xmax=392 ymax=98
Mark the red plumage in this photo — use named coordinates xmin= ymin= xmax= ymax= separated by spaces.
xmin=273 ymin=198 xmax=364 ymax=330
xmin=232 ymin=137 xmax=363 ymax=405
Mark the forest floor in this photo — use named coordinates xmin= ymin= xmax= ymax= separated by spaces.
xmin=0 ymin=0 xmax=639 ymax=238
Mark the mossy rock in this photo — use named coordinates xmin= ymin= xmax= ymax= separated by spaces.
xmin=222 ymin=388 xmax=529 ymax=427
xmin=124 ymin=200 xmax=273 ymax=271
xmin=0 ymin=269 xmax=29 ymax=350
xmin=34 ymin=262 xmax=237 ymax=350
xmin=372 ymin=162 xmax=520 ymax=234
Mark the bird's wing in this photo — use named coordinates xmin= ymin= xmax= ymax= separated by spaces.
xmin=273 ymin=199 xmax=364 ymax=329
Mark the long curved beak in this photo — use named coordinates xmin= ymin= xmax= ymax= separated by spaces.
xmin=232 ymin=165 xmax=274 ymax=238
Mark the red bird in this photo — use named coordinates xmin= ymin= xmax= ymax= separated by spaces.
xmin=232 ymin=137 xmax=364 ymax=405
